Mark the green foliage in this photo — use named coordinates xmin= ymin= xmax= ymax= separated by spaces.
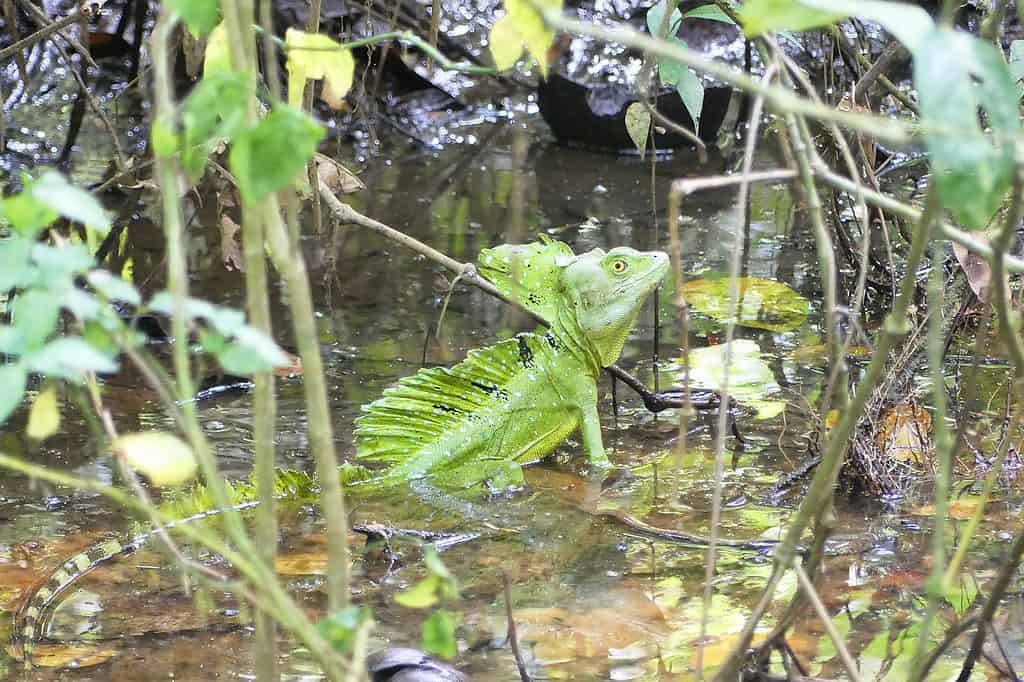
xmin=737 ymin=0 xmax=845 ymax=36
xmin=229 ymin=105 xmax=325 ymax=204
xmin=488 ymin=0 xmax=563 ymax=75
xmin=914 ymin=29 xmax=1018 ymax=230
xmin=421 ymin=609 xmax=460 ymax=659
xmin=395 ymin=548 xmax=460 ymax=609
xmin=317 ymin=607 xmax=373 ymax=654
xmin=624 ymin=102 xmax=651 ymax=157
xmin=180 ymin=71 xmax=254 ymax=180
xmin=645 ymin=0 xmax=733 ymax=128
xmin=682 ymin=276 xmax=809 ymax=332
xmin=28 ymin=171 xmax=112 ymax=236
xmin=166 ymin=0 xmax=221 ymax=37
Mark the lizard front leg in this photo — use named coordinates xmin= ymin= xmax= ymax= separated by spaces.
xmin=580 ymin=402 xmax=611 ymax=467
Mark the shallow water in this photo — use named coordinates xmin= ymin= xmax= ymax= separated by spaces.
xmin=0 ymin=87 xmax=1019 ymax=682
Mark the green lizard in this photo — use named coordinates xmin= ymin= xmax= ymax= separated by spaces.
xmin=13 ymin=238 xmax=668 ymax=666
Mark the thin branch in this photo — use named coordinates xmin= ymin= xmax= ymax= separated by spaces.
xmin=794 ymin=561 xmax=862 ymax=682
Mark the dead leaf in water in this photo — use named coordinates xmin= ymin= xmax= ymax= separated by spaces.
xmin=220 ymin=215 xmax=244 ymax=272
xmin=875 ymin=404 xmax=932 ymax=467
xmin=274 ymin=552 xmax=328 ymax=576
xmin=316 ymin=153 xmax=365 ymax=195
xmin=953 ymin=240 xmax=991 ymax=300
xmin=6 ymin=642 xmax=117 ymax=668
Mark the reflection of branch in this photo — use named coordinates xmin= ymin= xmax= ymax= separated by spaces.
xmin=318 ymin=186 xmax=718 ymax=414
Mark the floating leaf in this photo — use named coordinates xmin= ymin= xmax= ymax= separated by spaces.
xmin=625 ymin=102 xmax=651 ymax=158
xmin=0 ymin=364 xmax=27 ymax=424
xmin=681 ymin=340 xmax=782 ymax=416
xmin=422 ymin=609 xmax=460 ymax=660
xmin=682 ymin=277 xmax=809 ymax=332
xmin=116 ymin=431 xmax=198 ymax=487
xmin=230 ymin=106 xmax=325 ymax=204
xmin=26 ymin=382 xmax=60 ymax=441
xmin=284 ymin=28 xmax=355 ymax=110
xmin=166 ymin=0 xmax=221 ymax=37
xmin=30 ymin=171 xmax=111 ymax=236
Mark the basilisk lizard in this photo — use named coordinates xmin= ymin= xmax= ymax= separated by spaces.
xmin=14 ymin=238 xmax=669 ymax=665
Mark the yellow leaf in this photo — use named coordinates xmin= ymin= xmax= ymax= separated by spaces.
xmin=203 ymin=22 xmax=231 ymax=74
xmin=284 ymin=28 xmax=355 ymax=110
xmin=26 ymin=382 xmax=60 ymax=441
xmin=489 ymin=14 xmax=524 ymax=70
xmin=115 ymin=431 xmax=198 ymax=487
xmin=503 ymin=0 xmax=558 ymax=76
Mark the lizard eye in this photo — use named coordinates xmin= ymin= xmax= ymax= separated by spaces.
xmin=611 ymin=259 xmax=628 ymax=274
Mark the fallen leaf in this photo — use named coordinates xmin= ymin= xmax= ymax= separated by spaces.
xmin=7 ymin=642 xmax=118 ymax=668
xmin=875 ymin=404 xmax=932 ymax=467
xmin=953 ymin=241 xmax=991 ymax=300
xmin=316 ymin=153 xmax=365 ymax=195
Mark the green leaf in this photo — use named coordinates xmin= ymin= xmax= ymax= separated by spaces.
xmin=115 ymin=431 xmax=199 ymax=486
xmin=25 ymin=337 xmax=118 ymax=381
xmin=0 ymin=236 xmax=37 ymax=290
xmin=674 ymin=64 xmax=704 ymax=126
xmin=682 ymin=276 xmax=809 ymax=332
xmin=181 ymin=71 xmax=255 ymax=180
xmin=421 ymin=609 xmax=459 ymax=660
xmin=624 ymin=102 xmax=651 ymax=158
xmin=395 ymin=575 xmax=442 ymax=609
xmin=1 ymin=192 xmax=58 ymax=236
xmin=0 ymin=325 xmax=25 ymax=355
xmin=317 ymin=607 xmax=372 ymax=654
xmin=646 ymin=0 xmax=682 ymax=37
xmin=681 ymin=4 xmax=735 ymax=23
xmin=63 ymin=289 xmax=103 ymax=321
xmin=738 ymin=0 xmax=845 ymax=36
xmin=31 ymin=243 xmax=94 ymax=277
xmin=203 ymin=22 xmax=231 ymax=73
xmin=284 ymin=29 xmax=355 ymax=110
xmin=165 ymin=0 xmax=220 ymax=37
xmin=26 ymin=382 xmax=60 ymax=441
xmin=489 ymin=14 xmax=524 ymax=70
xmin=11 ymin=290 xmax=60 ymax=351
xmin=30 ymin=171 xmax=112 ymax=236
xmin=0 ymin=364 xmax=27 ymax=424
xmin=229 ymin=106 xmax=325 ymax=204
xmin=1010 ymin=40 xmax=1024 ymax=96
xmin=915 ymin=29 xmax=1018 ymax=230
xmin=87 ymin=270 xmax=141 ymax=305
xmin=680 ymin=340 xmax=782 ymax=409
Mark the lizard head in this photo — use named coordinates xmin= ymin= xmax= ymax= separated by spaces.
xmin=558 ymin=246 xmax=669 ymax=367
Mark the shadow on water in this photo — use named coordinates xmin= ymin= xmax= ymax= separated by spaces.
xmin=1 ymin=110 xmax=1021 ymax=680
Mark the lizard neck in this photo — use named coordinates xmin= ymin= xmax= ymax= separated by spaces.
xmin=550 ymin=305 xmax=603 ymax=376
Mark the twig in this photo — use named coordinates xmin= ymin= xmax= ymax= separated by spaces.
xmin=503 ymin=571 xmax=531 ymax=682
xmin=0 ymin=11 xmax=81 ymax=63
xmin=794 ymin=561 xmax=862 ymax=682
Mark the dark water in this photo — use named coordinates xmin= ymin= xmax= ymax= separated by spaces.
xmin=0 ymin=107 xmax=1018 ymax=681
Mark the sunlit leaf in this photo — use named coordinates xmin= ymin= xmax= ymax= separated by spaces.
xmin=25 ymin=338 xmax=118 ymax=381
xmin=0 ymin=364 xmax=27 ymax=424
xmin=166 ymin=0 xmax=220 ymax=37
xmin=495 ymin=0 xmax=561 ymax=77
xmin=395 ymin=575 xmax=442 ymax=609
xmin=680 ymin=340 xmax=780 ymax=407
xmin=116 ymin=431 xmax=198 ymax=487
xmin=230 ymin=105 xmax=325 ymax=204
xmin=422 ymin=609 xmax=459 ymax=659
xmin=682 ymin=277 xmax=809 ymax=332
xmin=489 ymin=14 xmax=524 ymax=70
xmin=284 ymin=28 xmax=355 ymax=110
xmin=203 ymin=22 xmax=231 ymax=73
xmin=26 ymin=382 xmax=60 ymax=441
xmin=30 ymin=171 xmax=111 ymax=236
xmin=738 ymin=0 xmax=844 ymax=36
xmin=625 ymin=102 xmax=651 ymax=158
xmin=915 ymin=29 xmax=1018 ymax=230
xmin=317 ymin=606 xmax=372 ymax=654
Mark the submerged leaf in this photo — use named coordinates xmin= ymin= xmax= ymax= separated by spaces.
xmin=679 ymin=340 xmax=782 ymax=415
xmin=682 ymin=277 xmax=809 ymax=332
xmin=874 ymin=404 xmax=932 ymax=467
